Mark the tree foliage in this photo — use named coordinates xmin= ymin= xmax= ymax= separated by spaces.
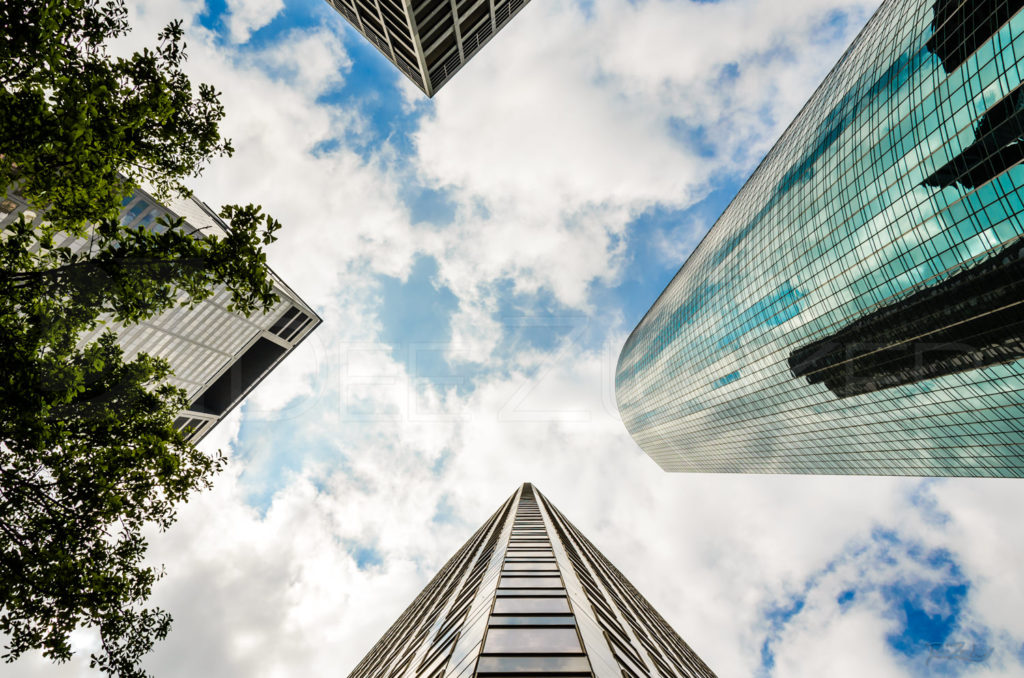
xmin=0 ymin=1 xmax=286 ymax=675
xmin=0 ymin=0 xmax=233 ymax=235
xmin=2 ymin=204 xmax=282 ymax=322
xmin=0 ymin=330 xmax=213 ymax=676
xmin=0 ymin=202 xmax=281 ymax=676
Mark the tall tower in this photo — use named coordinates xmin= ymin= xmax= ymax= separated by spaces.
xmin=347 ymin=484 xmax=717 ymax=678
xmin=615 ymin=0 xmax=1024 ymax=477
xmin=0 ymin=185 xmax=321 ymax=443
xmin=321 ymin=0 xmax=533 ymax=96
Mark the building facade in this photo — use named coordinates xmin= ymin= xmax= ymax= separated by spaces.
xmin=347 ymin=484 xmax=716 ymax=678
xmin=0 ymin=187 xmax=321 ymax=443
xmin=615 ymin=0 xmax=1024 ymax=477
xmin=322 ymin=0 xmax=532 ymax=96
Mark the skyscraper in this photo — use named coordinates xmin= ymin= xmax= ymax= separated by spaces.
xmin=321 ymin=0 xmax=533 ymax=96
xmin=615 ymin=0 xmax=1024 ymax=477
xmin=0 ymin=186 xmax=321 ymax=443
xmin=347 ymin=484 xmax=716 ymax=678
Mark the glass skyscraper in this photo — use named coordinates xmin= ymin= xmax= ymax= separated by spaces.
xmin=322 ymin=0 xmax=533 ymax=96
xmin=616 ymin=0 xmax=1024 ymax=477
xmin=347 ymin=484 xmax=716 ymax=678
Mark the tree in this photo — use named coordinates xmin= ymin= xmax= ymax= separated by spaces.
xmin=0 ymin=330 xmax=211 ymax=677
xmin=0 ymin=204 xmax=282 ymax=678
xmin=2 ymin=204 xmax=282 ymax=322
xmin=0 ymin=0 xmax=233 ymax=237
xmin=1 ymin=1 xmax=285 ymax=675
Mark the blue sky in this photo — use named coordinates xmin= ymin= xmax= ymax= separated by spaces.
xmin=11 ymin=1 xmax=1024 ymax=678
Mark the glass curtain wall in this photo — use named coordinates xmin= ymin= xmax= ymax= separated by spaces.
xmin=616 ymin=0 xmax=1024 ymax=477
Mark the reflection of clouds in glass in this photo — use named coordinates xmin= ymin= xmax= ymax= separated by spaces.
xmin=483 ymin=627 xmax=582 ymax=653
xmin=616 ymin=0 xmax=1024 ymax=476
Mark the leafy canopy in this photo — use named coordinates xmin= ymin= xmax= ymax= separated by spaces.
xmin=0 ymin=199 xmax=283 ymax=677
xmin=0 ymin=0 xmax=233 ymax=236
xmin=1 ymin=1 xmax=289 ymax=676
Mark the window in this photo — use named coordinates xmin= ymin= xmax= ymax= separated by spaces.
xmin=503 ymin=562 xmax=558 ymax=572
xmin=500 ymin=577 xmax=562 ymax=588
xmin=493 ymin=598 xmax=571 ymax=614
xmin=476 ymin=656 xmax=590 ymax=675
xmin=497 ymin=589 xmax=567 ymax=597
xmin=489 ymin=616 xmax=575 ymax=627
xmin=269 ymin=305 xmax=313 ymax=342
xmin=120 ymin=199 xmax=150 ymax=225
xmin=484 ymin=628 xmax=582 ymax=654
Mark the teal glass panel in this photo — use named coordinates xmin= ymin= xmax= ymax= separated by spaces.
xmin=615 ymin=0 xmax=1024 ymax=477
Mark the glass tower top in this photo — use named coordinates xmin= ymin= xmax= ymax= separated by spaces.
xmin=346 ymin=484 xmax=716 ymax=678
xmin=616 ymin=0 xmax=1024 ymax=477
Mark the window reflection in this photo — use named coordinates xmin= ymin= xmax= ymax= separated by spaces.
xmin=489 ymin=615 xmax=576 ymax=626
xmin=493 ymin=598 xmax=571 ymax=614
xmin=484 ymin=627 xmax=582 ymax=654
xmin=497 ymin=588 xmax=567 ymax=597
xmin=503 ymin=562 xmax=559 ymax=571
xmin=500 ymin=577 xmax=562 ymax=588
xmin=476 ymin=655 xmax=591 ymax=674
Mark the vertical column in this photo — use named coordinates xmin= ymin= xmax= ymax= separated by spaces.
xmin=475 ymin=484 xmax=593 ymax=677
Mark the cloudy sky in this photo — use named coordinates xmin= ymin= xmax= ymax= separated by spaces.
xmin=12 ymin=0 xmax=1024 ymax=676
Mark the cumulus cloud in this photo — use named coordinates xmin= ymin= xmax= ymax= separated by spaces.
xmin=225 ymin=0 xmax=286 ymax=44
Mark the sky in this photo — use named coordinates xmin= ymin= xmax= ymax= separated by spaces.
xmin=10 ymin=0 xmax=1024 ymax=677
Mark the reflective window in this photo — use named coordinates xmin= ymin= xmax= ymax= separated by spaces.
xmin=489 ymin=616 xmax=576 ymax=626
xmin=476 ymin=656 xmax=590 ymax=674
xmin=484 ymin=628 xmax=582 ymax=654
xmin=503 ymin=562 xmax=558 ymax=571
xmin=497 ymin=588 xmax=566 ymax=597
xmin=500 ymin=577 xmax=561 ymax=588
xmin=493 ymin=597 xmax=571 ymax=614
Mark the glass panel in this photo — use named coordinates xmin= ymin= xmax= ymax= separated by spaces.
xmin=496 ymin=589 xmax=566 ymax=597
xmin=500 ymin=577 xmax=561 ymax=588
xmin=476 ymin=656 xmax=590 ymax=674
xmin=489 ymin=616 xmax=576 ymax=626
xmin=503 ymin=562 xmax=559 ymax=571
xmin=506 ymin=551 xmax=552 ymax=558
xmin=484 ymin=628 xmax=582 ymax=654
xmin=493 ymin=598 xmax=571 ymax=614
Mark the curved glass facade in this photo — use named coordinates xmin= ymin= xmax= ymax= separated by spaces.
xmin=615 ymin=0 xmax=1024 ymax=477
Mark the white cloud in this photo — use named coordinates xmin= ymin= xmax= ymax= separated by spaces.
xmin=412 ymin=0 xmax=881 ymax=314
xmin=225 ymin=0 xmax=286 ymax=44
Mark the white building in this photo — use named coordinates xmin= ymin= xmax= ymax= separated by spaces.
xmin=1 ymin=186 xmax=321 ymax=443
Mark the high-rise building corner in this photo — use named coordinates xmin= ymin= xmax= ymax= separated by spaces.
xmin=321 ymin=0 xmax=534 ymax=96
xmin=347 ymin=483 xmax=717 ymax=678
xmin=0 ymin=186 xmax=322 ymax=443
